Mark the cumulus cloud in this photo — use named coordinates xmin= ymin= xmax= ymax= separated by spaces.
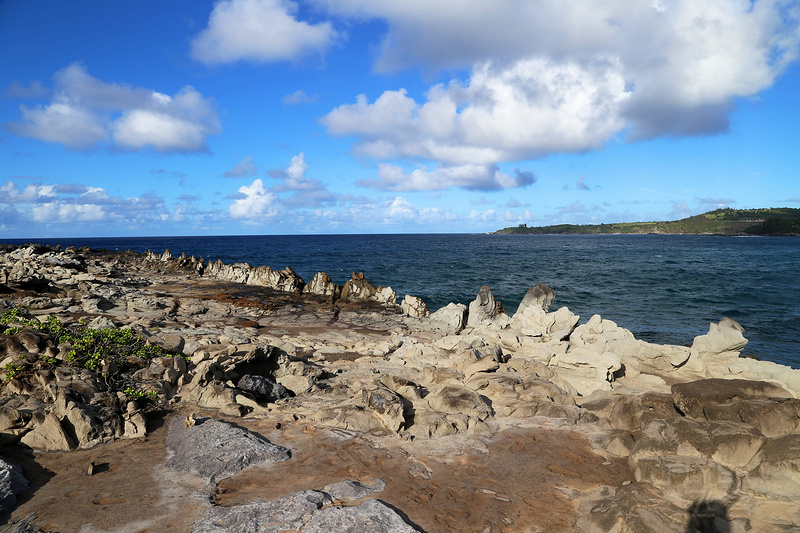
xmin=229 ymin=179 xmax=278 ymax=218
xmin=5 ymin=63 xmax=220 ymax=152
xmin=192 ymin=0 xmax=337 ymax=64
xmin=225 ymin=155 xmax=259 ymax=177
xmin=318 ymin=1 xmax=800 ymax=189
xmin=283 ymin=89 xmax=318 ymax=105
xmin=229 ymin=152 xmax=335 ymax=218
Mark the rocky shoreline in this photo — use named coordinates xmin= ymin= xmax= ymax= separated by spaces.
xmin=1 ymin=243 xmax=799 ymax=532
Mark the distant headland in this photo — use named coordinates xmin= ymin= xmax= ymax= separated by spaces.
xmin=495 ymin=207 xmax=800 ymax=236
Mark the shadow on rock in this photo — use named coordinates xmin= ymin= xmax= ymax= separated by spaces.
xmin=685 ymin=500 xmax=731 ymax=533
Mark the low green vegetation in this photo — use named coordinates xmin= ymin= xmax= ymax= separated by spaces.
xmin=1 ymin=308 xmax=178 ymax=380
xmin=122 ymin=387 xmax=158 ymax=401
xmin=496 ymin=208 xmax=800 ymax=236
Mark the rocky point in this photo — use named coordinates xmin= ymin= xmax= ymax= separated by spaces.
xmin=1 ymin=243 xmax=799 ymax=532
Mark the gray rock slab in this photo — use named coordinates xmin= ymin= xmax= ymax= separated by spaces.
xmin=303 ymin=499 xmax=420 ymax=533
xmin=165 ymin=416 xmax=289 ymax=484
xmin=192 ymin=484 xmax=419 ymax=533
xmin=192 ymin=490 xmax=330 ymax=533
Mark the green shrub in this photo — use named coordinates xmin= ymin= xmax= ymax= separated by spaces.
xmin=1 ymin=310 xmax=180 ymax=376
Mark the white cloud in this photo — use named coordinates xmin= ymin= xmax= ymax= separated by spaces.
xmin=229 ymin=153 xmax=335 ymax=218
xmin=286 ymin=152 xmax=308 ymax=180
xmin=229 ymin=179 xmax=278 ymax=218
xmin=360 ymin=162 xmax=534 ymax=192
xmin=6 ymin=63 xmax=220 ymax=152
xmin=469 ymin=209 xmax=497 ymax=222
xmin=282 ymin=89 xmax=318 ymax=105
xmin=192 ymin=0 xmax=337 ymax=64
xmin=319 ymin=0 xmax=800 ymax=189
xmin=0 ymin=179 xmax=171 ymax=225
xmin=225 ymin=155 xmax=259 ymax=177
xmin=12 ymin=101 xmax=109 ymax=150
xmin=32 ymin=203 xmax=106 ymax=223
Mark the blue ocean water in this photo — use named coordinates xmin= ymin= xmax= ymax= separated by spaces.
xmin=6 ymin=234 xmax=800 ymax=368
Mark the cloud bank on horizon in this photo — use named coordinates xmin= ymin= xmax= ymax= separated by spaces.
xmin=1 ymin=0 xmax=799 ymax=236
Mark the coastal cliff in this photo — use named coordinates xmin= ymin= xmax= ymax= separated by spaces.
xmin=1 ymin=243 xmax=799 ymax=532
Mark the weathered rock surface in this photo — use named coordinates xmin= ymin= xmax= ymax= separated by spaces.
xmin=193 ymin=484 xmax=417 ymax=533
xmin=192 ymin=490 xmax=331 ymax=533
xmin=0 ymin=456 xmax=28 ymax=517
xmin=164 ymin=417 xmax=290 ymax=483
xmin=671 ymin=378 xmax=794 ymax=418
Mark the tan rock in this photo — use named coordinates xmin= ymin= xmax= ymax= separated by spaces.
xmin=20 ymin=413 xmax=75 ymax=451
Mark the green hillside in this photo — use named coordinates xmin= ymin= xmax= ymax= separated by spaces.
xmin=495 ymin=208 xmax=800 ymax=236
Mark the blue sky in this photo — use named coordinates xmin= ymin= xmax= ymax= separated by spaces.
xmin=1 ymin=0 xmax=799 ymax=237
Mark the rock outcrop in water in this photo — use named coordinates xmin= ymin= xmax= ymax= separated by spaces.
xmin=1 ymin=242 xmax=800 ymax=532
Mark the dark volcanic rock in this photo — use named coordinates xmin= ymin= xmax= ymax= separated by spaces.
xmin=237 ymin=374 xmax=291 ymax=404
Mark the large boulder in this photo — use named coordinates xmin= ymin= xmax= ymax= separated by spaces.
xmin=468 ymin=286 xmax=496 ymax=325
xmin=247 ymin=265 xmax=304 ymax=293
xmin=686 ymin=318 xmax=748 ymax=374
xmin=375 ymin=286 xmax=398 ymax=305
xmin=361 ymin=386 xmax=407 ymax=433
xmin=341 ymin=272 xmax=377 ymax=301
xmin=303 ymin=271 xmax=340 ymax=298
xmin=466 ymin=286 xmax=509 ymax=329
xmin=429 ymin=303 xmax=468 ymax=334
xmin=400 ymin=295 xmax=429 ymax=318
xmin=237 ymin=375 xmax=291 ymax=404
xmin=19 ymin=412 xmax=75 ymax=452
xmin=515 ymin=283 xmax=555 ymax=315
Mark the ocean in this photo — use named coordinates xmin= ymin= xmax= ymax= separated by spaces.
xmin=6 ymin=234 xmax=800 ymax=369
